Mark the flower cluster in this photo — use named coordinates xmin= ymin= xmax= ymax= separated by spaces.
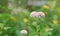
xmin=30 ymin=11 xmax=45 ymax=18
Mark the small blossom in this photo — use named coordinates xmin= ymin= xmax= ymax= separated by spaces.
xmin=53 ymin=19 xmax=58 ymax=25
xmin=30 ymin=11 xmax=40 ymax=17
xmin=44 ymin=26 xmax=53 ymax=32
xmin=38 ymin=12 xmax=45 ymax=17
xmin=24 ymin=18 xmax=29 ymax=23
xmin=20 ymin=30 xmax=28 ymax=34
xmin=43 ymin=5 xmax=49 ymax=9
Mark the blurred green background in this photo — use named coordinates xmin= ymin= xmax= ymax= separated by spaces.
xmin=0 ymin=0 xmax=60 ymax=36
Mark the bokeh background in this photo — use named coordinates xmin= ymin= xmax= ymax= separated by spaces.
xmin=0 ymin=0 xmax=60 ymax=36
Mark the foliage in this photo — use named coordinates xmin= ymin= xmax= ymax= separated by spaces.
xmin=0 ymin=0 xmax=60 ymax=36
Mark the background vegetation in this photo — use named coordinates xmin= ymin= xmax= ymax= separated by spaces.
xmin=0 ymin=0 xmax=60 ymax=36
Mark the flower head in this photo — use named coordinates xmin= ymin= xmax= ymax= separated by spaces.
xmin=38 ymin=12 xmax=45 ymax=17
xmin=53 ymin=19 xmax=58 ymax=25
xmin=30 ymin=11 xmax=40 ymax=17
xmin=24 ymin=18 xmax=29 ymax=23
xmin=43 ymin=5 xmax=49 ymax=9
xmin=20 ymin=30 xmax=28 ymax=34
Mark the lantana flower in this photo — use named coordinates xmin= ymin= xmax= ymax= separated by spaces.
xmin=38 ymin=12 xmax=45 ymax=17
xmin=24 ymin=18 xmax=29 ymax=23
xmin=53 ymin=19 xmax=58 ymax=25
xmin=30 ymin=11 xmax=45 ymax=18
xmin=20 ymin=30 xmax=28 ymax=34
xmin=43 ymin=5 xmax=49 ymax=9
xmin=30 ymin=11 xmax=40 ymax=17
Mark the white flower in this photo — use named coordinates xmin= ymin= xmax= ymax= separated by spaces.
xmin=38 ymin=12 xmax=45 ymax=17
xmin=30 ymin=11 xmax=40 ymax=17
xmin=20 ymin=30 xmax=28 ymax=34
